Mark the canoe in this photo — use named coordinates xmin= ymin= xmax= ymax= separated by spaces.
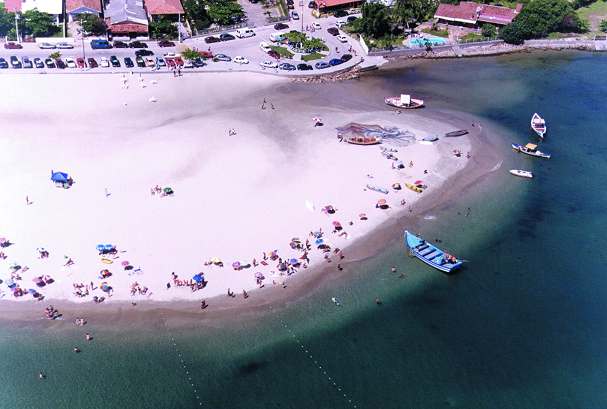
xmin=101 ymin=258 xmax=113 ymax=264
xmin=445 ymin=130 xmax=468 ymax=137
xmin=366 ymin=184 xmax=389 ymax=194
xmin=404 ymin=230 xmax=463 ymax=274
xmin=405 ymin=182 xmax=423 ymax=193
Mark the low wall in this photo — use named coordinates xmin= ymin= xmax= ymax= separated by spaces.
xmin=35 ymin=37 xmax=75 ymax=45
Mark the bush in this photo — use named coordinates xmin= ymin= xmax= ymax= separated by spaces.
xmin=481 ymin=23 xmax=497 ymax=37
xmin=182 ymin=0 xmax=211 ymax=30
xmin=601 ymin=19 xmax=607 ymax=32
xmin=78 ymin=14 xmax=107 ymax=35
xmin=360 ymin=3 xmax=390 ymax=38
xmin=181 ymin=48 xmax=201 ymax=60
xmin=149 ymin=16 xmax=177 ymax=39
xmin=207 ymin=0 xmax=244 ymax=26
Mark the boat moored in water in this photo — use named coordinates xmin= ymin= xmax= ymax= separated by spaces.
xmin=385 ymin=94 xmax=424 ymax=109
xmin=404 ymin=230 xmax=463 ymax=274
xmin=512 ymin=143 xmax=551 ymax=159
xmin=510 ymin=169 xmax=533 ymax=178
xmin=531 ymin=113 xmax=546 ymax=138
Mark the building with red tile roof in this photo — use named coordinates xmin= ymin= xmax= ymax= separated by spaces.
xmin=314 ymin=0 xmax=363 ymax=11
xmin=145 ymin=0 xmax=183 ymax=16
xmin=434 ymin=1 xmax=521 ymax=27
xmin=66 ymin=0 xmax=101 ymax=21
xmin=2 ymin=0 xmax=22 ymax=12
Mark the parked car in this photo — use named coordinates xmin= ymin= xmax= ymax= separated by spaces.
xmin=100 ymin=57 xmax=110 ymax=67
xmin=235 ymin=28 xmax=255 ymax=38
xmin=0 ymin=57 xmax=8 ymax=69
xmin=335 ymin=20 xmax=346 ymax=28
xmin=337 ymin=34 xmax=348 ymax=43
xmin=308 ymin=1 xmax=316 ymax=8
xmin=297 ymin=63 xmax=313 ymax=70
xmin=44 ymin=58 xmax=55 ymax=68
xmin=64 ymin=57 xmax=76 ymax=68
xmin=113 ymin=41 xmax=128 ymax=48
xmin=56 ymin=42 xmax=74 ymax=49
xmin=10 ymin=56 xmax=22 ymax=68
xmin=55 ymin=59 xmax=66 ymax=69
xmin=129 ymin=41 xmax=147 ymax=48
xmin=158 ymin=40 xmax=175 ymax=47
xmin=327 ymin=27 xmax=339 ymax=36
xmin=156 ymin=57 xmax=166 ymax=67
xmin=124 ymin=57 xmax=134 ymax=67
xmin=329 ymin=58 xmax=343 ymax=66
xmin=22 ymin=57 xmax=33 ymax=68
xmin=192 ymin=57 xmax=205 ymax=67
xmin=135 ymin=56 xmax=145 ymax=67
xmin=39 ymin=42 xmax=56 ymax=49
xmin=287 ymin=2 xmax=294 ymax=9
xmin=33 ymin=57 xmax=44 ymax=68
xmin=76 ymin=57 xmax=86 ymax=68
xmin=87 ymin=57 xmax=98 ymax=68
xmin=174 ymin=56 xmax=184 ymax=66
xmin=4 ymin=42 xmax=22 ymax=49
xmin=219 ymin=33 xmax=236 ymax=41
xmin=334 ymin=9 xmax=348 ymax=17
xmin=199 ymin=50 xmax=213 ymax=59
xmin=347 ymin=16 xmax=358 ymax=23
xmin=135 ymin=49 xmax=154 ymax=56
xmin=165 ymin=57 xmax=176 ymax=69
xmin=110 ymin=55 xmax=120 ymax=67
xmin=260 ymin=41 xmax=272 ymax=53
xmin=291 ymin=11 xmax=299 ymax=20
xmin=274 ymin=23 xmax=289 ymax=30
xmin=183 ymin=59 xmax=193 ymax=68
xmin=268 ymin=50 xmax=280 ymax=59
xmin=279 ymin=62 xmax=296 ymax=71
xmin=205 ymin=36 xmax=221 ymax=43
xmin=260 ymin=60 xmax=278 ymax=69
xmin=315 ymin=61 xmax=330 ymax=69
xmin=340 ymin=53 xmax=352 ymax=62
xmin=90 ymin=39 xmax=112 ymax=49
xmin=313 ymin=23 xmax=321 ymax=30
xmin=145 ymin=57 xmax=155 ymax=67
xmin=233 ymin=56 xmax=249 ymax=64
xmin=213 ymin=53 xmax=231 ymax=62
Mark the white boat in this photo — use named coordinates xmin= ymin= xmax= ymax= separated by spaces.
xmin=511 ymin=143 xmax=551 ymax=159
xmin=385 ymin=94 xmax=424 ymax=109
xmin=509 ymin=169 xmax=533 ymax=178
xmin=531 ymin=113 xmax=546 ymax=138
xmin=331 ymin=297 xmax=341 ymax=306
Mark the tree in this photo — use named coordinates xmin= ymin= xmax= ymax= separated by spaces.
xmin=392 ymin=0 xmax=438 ymax=29
xmin=207 ymin=0 xmax=244 ymax=26
xmin=481 ymin=23 xmax=496 ymax=38
xmin=22 ymin=9 xmax=57 ymax=37
xmin=149 ymin=16 xmax=177 ymax=38
xmin=601 ymin=19 xmax=607 ymax=33
xmin=182 ymin=0 xmax=211 ymax=30
xmin=0 ymin=5 xmax=14 ymax=37
xmin=78 ymin=14 xmax=107 ymax=35
xmin=181 ymin=47 xmax=201 ymax=60
xmin=360 ymin=3 xmax=390 ymax=38
xmin=49 ymin=51 xmax=61 ymax=59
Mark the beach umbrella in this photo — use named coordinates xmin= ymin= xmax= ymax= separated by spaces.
xmin=254 ymin=272 xmax=264 ymax=279
xmin=289 ymin=258 xmax=299 ymax=266
xmin=192 ymin=273 xmax=204 ymax=283
xmin=232 ymin=261 xmax=241 ymax=270
xmin=96 ymin=244 xmax=105 ymax=251
xmin=332 ymin=221 xmax=341 ymax=227
xmin=315 ymin=238 xmax=324 ymax=246
xmin=121 ymin=261 xmax=130 ymax=266
xmin=414 ymin=180 xmax=424 ymax=186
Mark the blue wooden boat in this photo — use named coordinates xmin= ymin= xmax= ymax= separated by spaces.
xmin=404 ymin=230 xmax=463 ymax=274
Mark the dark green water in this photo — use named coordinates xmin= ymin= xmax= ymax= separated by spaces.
xmin=2 ymin=51 xmax=607 ymax=409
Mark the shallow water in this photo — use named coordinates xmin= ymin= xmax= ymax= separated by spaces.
xmin=1 ymin=51 xmax=607 ymax=409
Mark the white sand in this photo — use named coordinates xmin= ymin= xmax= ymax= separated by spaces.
xmin=0 ymin=73 xmax=470 ymax=303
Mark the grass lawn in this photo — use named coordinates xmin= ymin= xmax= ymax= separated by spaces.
xmin=576 ymin=0 xmax=607 ymax=31
xmin=301 ymin=52 xmax=324 ymax=61
xmin=270 ymin=45 xmax=294 ymax=59
xmin=460 ymin=33 xmax=484 ymax=42
xmin=421 ymin=28 xmax=449 ymax=38
xmin=366 ymin=35 xmax=406 ymax=49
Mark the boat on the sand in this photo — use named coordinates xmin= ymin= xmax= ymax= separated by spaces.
xmin=404 ymin=230 xmax=463 ymax=274
xmin=405 ymin=182 xmax=423 ymax=193
xmin=512 ymin=143 xmax=551 ymax=159
xmin=531 ymin=113 xmax=546 ymax=138
xmin=510 ymin=169 xmax=533 ymax=178
xmin=366 ymin=184 xmax=389 ymax=194
xmin=346 ymin=135 xmax=381 ymax=145
xmin=445 ymin=129 xmax=468 ymax=137
xmin=385 ymin=94 xmax=424 ymax=109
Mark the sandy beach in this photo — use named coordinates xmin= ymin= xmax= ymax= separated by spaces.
xmin=0 ymin=71 xmax=481 ymax=315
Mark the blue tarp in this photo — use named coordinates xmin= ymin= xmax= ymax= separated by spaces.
xmin=192 ymin=273 xmax=204 ymax=283
xmin=51 ymin=170 xmax=69 ymax=183
xmin=96 ymin=244 xmax=115 ymax=252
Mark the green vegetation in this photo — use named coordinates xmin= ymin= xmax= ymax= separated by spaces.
xmin=301 ymin=52 xmax=324 ymax=61
xmin=358 ymin=3 xmax=390 ymax=38
xmin=601 ymin=18 xmax=607 ymax=31
xmin=421 ymin=27 xmax=448 ymax=37
xmin=0 ymin=5 xmax=14 ymax=37
xmin=481 ymin=23 xmax=497 ymax=38
xmin=576 ymin=0 xmax=607 ymax=31
xmin=270 ymin=45 xmax=294 ymax=58
xmin=500 ymin=0 xmax=584 ymax=44
xmin=391 ymin=0 xmax=438 ymax=29
xmin=181 ymin=48 xmax=201 ymax=60
xmin=22 ymin=9 xmax=59 ymax=37
xmin=207 ymin=0 xmax=244 ymax=25
xmin=149 ymin=16 xmax=178 ymax=38
xmin=366 ymin=35 xmax=406 ymax=48
xmin=460 ymin=32 xmax=484 ymax=41
xmin=283 ymin=31 xmax=328 ymax=51
xmin=49 ymin=51 xmax=61 ymax=59
xmin=182 ymin=0 xmax=211 ymax=30
xmin=78 ymin=14 xmax=107 ymax=35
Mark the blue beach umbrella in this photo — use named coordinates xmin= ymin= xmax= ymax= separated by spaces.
xmin=192 ymin=273 xmax=204 ymax=283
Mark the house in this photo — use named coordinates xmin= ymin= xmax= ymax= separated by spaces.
xmin=66 ymin=0 xmax=102 ymax=21
xmin=313 ymin=0 xmax=364 ymax=15
xmin=434 ymin=1 xmax=522 ymax=28
xmin=20 ymin=0 xmax=63 ymax=23
xmin=144 ymin=0 xmax=183 ymax=22
xmin=105 ymin=0 xmax=148 ymax=36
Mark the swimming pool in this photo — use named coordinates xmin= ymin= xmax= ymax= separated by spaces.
xmin=409 ymin=37 xmax=448 ymax=47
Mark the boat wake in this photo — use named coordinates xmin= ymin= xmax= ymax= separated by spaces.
xmin=490 ymin=160 xmax=503 ymax=172
xmin=423 ymin=215 xmax=436 ymax=220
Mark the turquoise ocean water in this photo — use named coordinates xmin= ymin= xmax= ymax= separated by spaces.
xmin=1 ymin=51 xmax=607 ymax=409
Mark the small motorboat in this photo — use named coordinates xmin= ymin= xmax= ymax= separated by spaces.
xmin=385 ymin=94 xmax=424 ymax=109
xmin=366 ymin=184 xmax=389 ymax=194
xmin=509 ymin=169 xmax=533 ymax=178
xmin=512 ymin=143 xmax=551 ymax=159
xmin=346 ymin=136 xmax=381 ymax=145
xmin=445 ymin=129 xmax=468 ymax=137
xmin=405 ymin=182 xmax=423 ymax=193
xmin=331 ymin=297 xmax=341 ymax=306
xmin=531 ymin=113 xmax=546 ymax=138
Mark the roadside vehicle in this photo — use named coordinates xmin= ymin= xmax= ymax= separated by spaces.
xmin=129 ymin=41 xmax=147 ymax=48
xmin=44 ymin=58 xmax=55 ymax=68
xmin=313 ymin=23 xmax=321 ymax=30
xmin=260 ymin=41 xmax=272 ymax=53
xmin=22 ymin=57 xmax=33 ymax=68
xmin=10 ymin=56 xmax=22 ymax=68
xmin=55 ymin=59 xmax=66 ymax=69
xmin=327 ymin=27 xmax=339 ymax=36
xmin=270 ymin=32 xmax=286 ymax=42
xmin=199 ymin=50 xmax=213 ymax=59
xmin=192 ymin=57 xmax=205 ymax=67
xmin=65 ymin=57 xmax=77 ymax=68
xmin=267 ymin=50 xmax=280 ymax=59
xmin=346 ymin=8 xmax=360 ymax=14
xmin=0 ymin=57 xmax=8 ymax=68
xmin=110 ymin=55 xmax=120 ymax=67
xmin=156 ymin=57 xmax=166 ymax=67
xmin=124 ymin=57 xmax=134 ymax=67
xmin=233 ymin=56 xmax=249 ymax=64
xmin=205 ymin=36 xmax=220 ymax=43
xmin=100 ymin=57 xmax=110 ymax=67
xmin=274 ymin=22 xmax=289 ymax=30
xmin=87 ymin=57 xmax=98 ymax=68
xmin=291 ymin=11 xmax=299 ymax=20
xmin=33 ymin=58 xmax=44 ymax=68
xmin=57 ymin=42 xmax=74 ymax=49
xmin=337 ymin=34 xmax=348 ymax=43
xmin=113 ymin=41 xmax=128 ymax=48
xmin=308 ymin=1 xmax=316 ymax=8
xmin=260 ymin=60 xmax=278 ymax=69
xmin=296 ymin=63 xmax=312 ymax=70
xmin=158 ymin=40 xmax=175 ymax=47
xmin=213 ymin=53 xmax=231 ymax=62
xmin=183 ymin=59 xmax=193 ymax=68
xmin=347 ymin=16 xmax=358 ymax=23
xmin=135 ymin=56 xmax=145 ymax=67
xmin=174 ymin=56 xmax=184 ymax=66
xmin=220 ymin=33 xmax=236 ymax=41
xmin=235 ymin=28 xmax=255 ymax=38
xmin=4 ymin=42 xmax=22 ymax=49
xmin=334 ymin=9 xmax=348 ymax=17
xmin=39 ymin=42 xmax=56 ymax=49
xmin=340 ymin=53 xmax=352 ymax=62
xmin=145 ymin=57 xmax=156 ymax=67
xmin=315 ymin=61 xmax=330 ymax=69
xmin=287 ymin=1 xmax=294 ymax=9
xmin=135 ymin=49 xmax=154 ymax=56
xmin=91 ymin=39 xmax=112 ymax=49
xmin=76 ymin=57 xmax=86 ymax=68
xmin=166 ymin=57 xmax=176 ymax=68
xmin=329 ymin=58 xmax=343 ymax=66
xmin=279 ymin=62 xmax=296 ymax=71
xmin=336 ymin=20 xmax=346 ymax=28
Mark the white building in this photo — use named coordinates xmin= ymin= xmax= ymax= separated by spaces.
xmin=20 ymin=0 xmax=63 ymax=23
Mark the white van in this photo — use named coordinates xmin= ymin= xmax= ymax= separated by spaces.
xmin=270 ymin=32 xmax=286 ymax=42
xmin=235 ymin=28 xmax=255 ymax=38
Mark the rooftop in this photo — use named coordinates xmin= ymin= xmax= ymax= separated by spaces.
xmin=66 ymin=0 xmax=101 ymax=13
xmin=145 ymin=0 xmax=184 ymax=15
xmin=314 ymin=0 xmax=363 ymax=8
xmin=1 ymin=0 xmax=22 ymax=12
xmin=105 ymin=0 xmax=148 ymax=26
xmin=434 ymin=1 xmax=521 ymax=26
